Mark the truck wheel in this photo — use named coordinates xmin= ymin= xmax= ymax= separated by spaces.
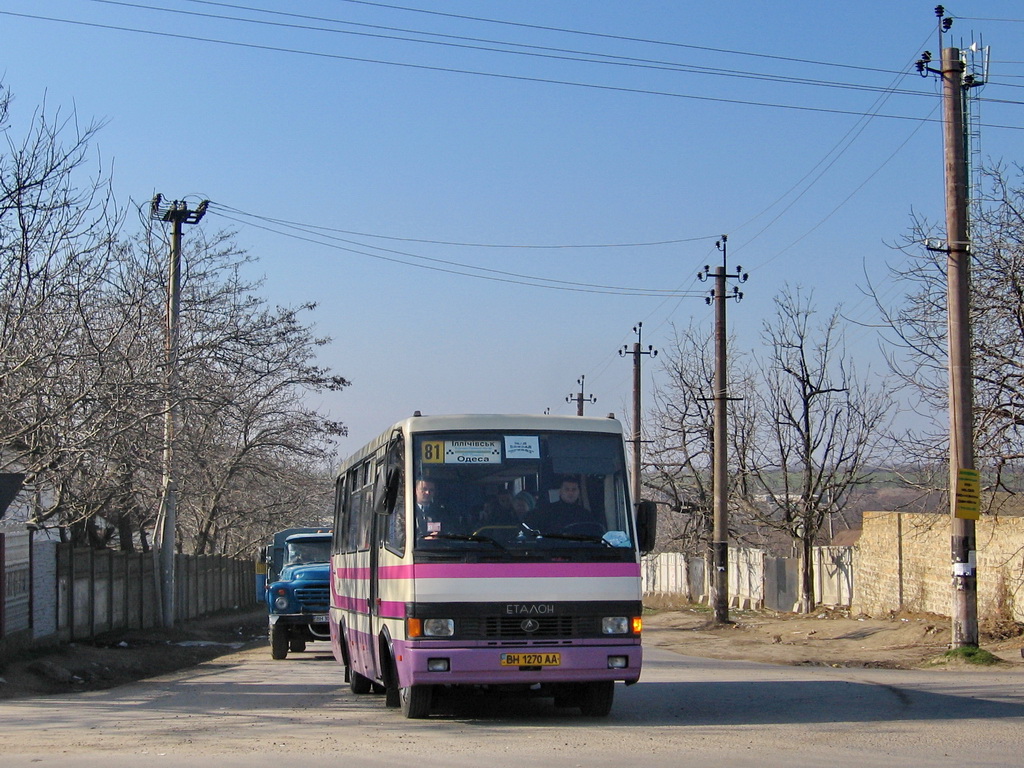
xmin=578 ymin=681 xmax=614 ymax=717
xmin=400 ymin=684 xmax=433 ymax=719
xmin=270 ymin=624 xmax=288 ymax=660
xmin=289 ymin=639 xmax=306 ymax=653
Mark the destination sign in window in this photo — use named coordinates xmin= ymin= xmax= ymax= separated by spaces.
xmin=421 ymin=440 xmax=502 ymax=464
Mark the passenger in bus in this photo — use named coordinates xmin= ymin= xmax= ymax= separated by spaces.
xmin=512 ymin=490 xmax=535 ymax=522
xmin=472 ymin=489 xmax=534 ymax=541
xmin=481 ymin=487 xmax=515 ymax=525
xmin=534 ymin=476 xmax=604 ymax=534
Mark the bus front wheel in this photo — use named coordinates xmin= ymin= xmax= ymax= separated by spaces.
xmin=400 ymin=684 xmax=433 ymax=718
xmin=578 ymin=681 xmax=614 ymax=717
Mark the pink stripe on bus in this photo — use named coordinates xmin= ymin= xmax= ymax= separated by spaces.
xmin=380 ymin=562 xmax=640 ymax=579
xmin=333 ymin=566 xmax=371 ymax=579
xmin=333 ymin=594 xmax=366 ymax=612
xmin=378 ymin=601 xmax=406 ymax=618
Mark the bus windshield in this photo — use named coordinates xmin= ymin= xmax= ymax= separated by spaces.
xmin=412 ymin=431 xmax=633 ymax=554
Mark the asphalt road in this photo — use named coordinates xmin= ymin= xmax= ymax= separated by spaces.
xmin=2 ymin=642 xmax=1023 ymax=767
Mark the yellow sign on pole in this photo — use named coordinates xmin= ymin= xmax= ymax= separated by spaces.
xmin=955 ymin=468 xmax=981 ymax=520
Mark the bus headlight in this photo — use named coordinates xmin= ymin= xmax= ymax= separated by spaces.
xmin=423 ymin=618 xmax=454 ymax=637
xmin=602 ymin=617 xmax=629 ymax=635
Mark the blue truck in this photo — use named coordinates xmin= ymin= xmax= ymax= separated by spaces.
xmin=262 ymin=528 xmax=332 ymax=660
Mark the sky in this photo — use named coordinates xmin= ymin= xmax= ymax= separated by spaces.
xmin=2 ymin=1 xmax=1024 ymax=453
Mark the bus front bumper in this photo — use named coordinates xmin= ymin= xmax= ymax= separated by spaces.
xmin=393 ymin=640 xmax=642 ymax=687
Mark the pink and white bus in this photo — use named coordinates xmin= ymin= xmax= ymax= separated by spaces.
xmin=329 ymin=413 xmax=656 ymax=718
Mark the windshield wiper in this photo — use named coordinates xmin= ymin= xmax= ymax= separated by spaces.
xmin=421 ymin=532 xmax=508 ymax=551
xmin=528 ymin=531 xmax=611 ymax=546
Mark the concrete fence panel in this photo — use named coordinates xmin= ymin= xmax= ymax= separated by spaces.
xmin=644 ymin=546 xmax=851 ymax=614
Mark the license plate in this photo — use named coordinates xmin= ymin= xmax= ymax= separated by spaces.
xmin=313 ymin=614 xmax=328 ymax=623
xmin=500 ymin=652 xmax=561 ymax=667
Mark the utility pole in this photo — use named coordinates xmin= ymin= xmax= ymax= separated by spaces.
xmin=566 ymin=375 xmax=596 ymax=416
xmin=943 ymin=44 xmax=979 ymax=648
xmin=619 ymin=323 xmax=657 ymax=506
xmin=698 ymin=235 xmax=747 ymax=625
xmin=150 ymin=195 xmax=208 ymax=629
xmin=917 ymin=8 xmax=980 ymax=649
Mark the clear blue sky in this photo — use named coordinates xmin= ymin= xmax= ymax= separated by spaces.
xmin=3 ymin=1 xmax=1023 ymax=451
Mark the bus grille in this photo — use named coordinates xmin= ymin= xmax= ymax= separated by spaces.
xmin=457 ymin=615 xmax=601 ymax=639
xmin=294 ymin=585 xmax=329 ymax=611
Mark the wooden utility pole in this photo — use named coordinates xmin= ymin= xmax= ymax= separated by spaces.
xmin=150 ymin=195 xmax=208 ymax=629
xmin=566 ymin=375 xmax=596 ymax=416
xmin=699 ymin=236 xmax=747 ymax=624
xmin=941 ymin=46 xmax=979 ymax=648
xmin=620 ymin=323 xmax=657 ymax=506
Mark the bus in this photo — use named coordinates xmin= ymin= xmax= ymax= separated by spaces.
xmin=329 ymin=413 xmax=656 ymax=718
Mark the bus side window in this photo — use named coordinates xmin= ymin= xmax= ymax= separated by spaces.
xmin=384 ymin=472 xmax=406 ymax=555
xmin=357 ymin=461 xmax=373 ymax=552
xmin=344 ymin=467 xmax=362 ymax=553
xmin=381 ymin=436 xmax=406 ymax=555
xmin=332 ymin=477 xmax=347 ymax=554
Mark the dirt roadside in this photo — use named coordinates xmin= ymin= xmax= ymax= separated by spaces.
xmin=644 ymin=601 xmax=1024 ymax=669
xmin=2 ymin=603 xmax=1022 ymax=700
xmin=0 ymin=607 xmax=269 ymax=699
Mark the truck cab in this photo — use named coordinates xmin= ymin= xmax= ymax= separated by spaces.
xmin=264 ymin=529 xmax=332 ymax=659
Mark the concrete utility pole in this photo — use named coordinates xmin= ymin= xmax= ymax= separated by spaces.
xmin=566 ymin=375 xmax=596 ymax=416
xmin=917 ymin=7 xmax=981 ymax=648
xmin=150 ymin=195 xmax=208 ymax=629
xmin=619 ymin=323 xmax=657 ymax=506
xmin=941 ymin=45 xmax=979 ymax=648
xmin=698 ymin=235 xmax=747 ymax=625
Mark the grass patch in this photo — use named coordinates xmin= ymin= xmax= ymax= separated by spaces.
xmin=941 ymin=646 xmax=1001 ymax=665
xmin=643 ymin=595 xmax=708 ymax=613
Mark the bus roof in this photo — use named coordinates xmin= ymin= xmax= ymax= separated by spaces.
xmin=399 ymin=413 xmax=623 ymax=435
xmin=337 ymin=413 xmax=625 ymax=473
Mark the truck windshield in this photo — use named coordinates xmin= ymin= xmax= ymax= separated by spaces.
xmin=412 ymin=431 xmax=633 ymax=555
xmin=285 ymin=539 xmax=331 ymax=565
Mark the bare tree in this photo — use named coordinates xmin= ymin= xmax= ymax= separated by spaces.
xmin=645 ymin=322 xmax=760 ymax=561
xmin=1 ymin=84 xmax=349 ymax=553
xmin=872 ymin=162 xmax=1024 ymax=504
xmin=144 ymin=220 xmax=349 ymax=555
xmin=0 ymin=84 xmax=135 ymax=543
xmin=745 ymin=286 xmax=894 ymax=612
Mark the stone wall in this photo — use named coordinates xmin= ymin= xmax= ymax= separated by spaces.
xmin=853 ymin=510 xmax=1024 ymax=622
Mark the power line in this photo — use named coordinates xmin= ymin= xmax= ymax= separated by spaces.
xmin=8 ymin=9 xmax=1022 ymax=128
xmin=212 ymin=203 xmax=717 ymax=249
xmin=207 ymin=203 xmax=709 ymax=297
xmin=328 ymin=0 xmax=920 ymax=77
xmin=83 ymin=0 xmax=936 ymax=100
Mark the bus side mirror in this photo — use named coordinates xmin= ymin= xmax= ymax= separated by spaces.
xmin=636 ymin=500 xmax=657 ymax=554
